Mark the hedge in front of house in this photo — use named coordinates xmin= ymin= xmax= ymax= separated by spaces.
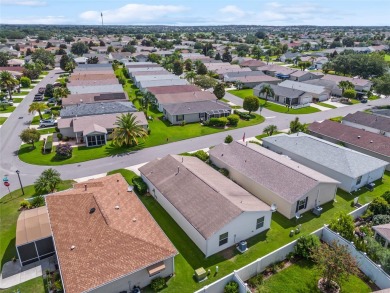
xmin=209 ymin=117 xmax=228 ymax=127
xmin=132 ymin=176 xmax=148 ymax=195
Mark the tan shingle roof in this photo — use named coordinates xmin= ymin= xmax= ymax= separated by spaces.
xmin=373 ymin=223 xmax=390 ymax=242
xmin=155 ymin=91 xmax=216 ymax=105
xmin=46 ymin=174 xmax=177 ymax=293
xmin=139 ymin=155 xmax=269 ymax=239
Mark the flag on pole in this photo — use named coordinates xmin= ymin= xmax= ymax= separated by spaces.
xmin=242 ymin=132 xmax=246 ymax=142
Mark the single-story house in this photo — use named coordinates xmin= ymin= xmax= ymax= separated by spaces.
xmin=147 ymin=85 xmax=201 ymax=95
xmin=139 ymin=79 xmax=189 ymax=93
xmin=371 ymin=109 xmax=390 ymax=118
xmin=262 ymin=133 xmax=388 ymax=192
xmin=154 ymin=91 xmax=217 ymax=112
xmin=73 ymin=56 xmax=88 ymax=64
xmin=278 ymin=80 xmax=330 ymax=102
xmin=289 ymin=70 xmax=320 ymax=82
xmin=7 ymin=58 xmax=24 ymax=67
xmin=69 ymin=72 xmax=116 ymax=82
xmin=303 ymin=79 xmax=342 ymax=96
xmin=257 ymin=64 xmax=298 ymax=80
xmin=46 ymin=174 xmax=177 ymax=293
xmin=342 ymin=112 xmax=390 ymax=137
xmin=128 ymin=67 xmax=166 ymax=78
xmin=209 ymin=142 xmax=339 ymax=219
xmin=58 ymin=112 xmax=147 ymax=146
xmin=126 ymin=63 xmax=161 ymax=69
xmin=76 ymin=64 xmax=114 ymax=71
xmin=240 ymin=59 xmax=266 ymax=70
xmin=139 ymin=155 xmax=271 ymax=257
xmin=134 ymin=74 xmax=180 ymax=88
xmin=280 ymin=52 xmax=301 ymax=62
xmin=232 ymin=75 xmax=280 ymax=88
xmin=60 ymin=101 xmax=137 ymax=118
xmin=309 ymin=120 xmax=390 ymax=170
xmin=254 ymin=83 xmax=310 ymax=106
xmin=321 ymin=74 xmax=372 ymax=95
xmin=204 ymin=64 xmax=251 ymax=78
xmin=223 ymin=71 xmax=265 ymax=83
xmin=163 ymin=100 xmax=231 ymax=125
xmin=67 ymin=78 xmax=119 ymax=87
xmin=67 ymin=84 xmax=124 ymax=95
xmin=62 ymin=92 xmax=128 ymax=107
xmin=131 ymin=70 xmax=171 ymax=80
xmin=15 ymin=206 xmax=55 ymax=266
xmin=373 ymin=224 xmax=390 ymax=247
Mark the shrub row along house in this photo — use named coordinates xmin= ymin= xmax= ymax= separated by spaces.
xmin=58 ymin=64 xmax=147 ymax=146
xmin=127 ymin=62 xmax=232 ymax=125
xmin=16 ymin=174 xmax=177 ymax=292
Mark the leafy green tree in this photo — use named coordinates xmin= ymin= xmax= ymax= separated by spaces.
xmin=255 ymin=31 xmax=266 ymax=39
xmin=196 ymin=63 xmax=208 ymax=75
xmin=213 ymin=83 xmax=225 ymax=99
xmin=329 ymin=212 xmax=355 ymax=241
xmin=45 ymin=84 xmax=54 ymax=97
xmin=28 ymin=102 xmax=48 ymax=120
xmin=382 ymin=191 xmax=390 ymax=204
xmin=222 ymin=49 xmax=232 ymax=63
xmin=20 ymin=76 xmax=31 ymax=88
xmin=184 ymin=71 xmax=196 ymax=84
xmin=294 ymin=234 xmax=321 ymax=259
xmin=193 ymin=75 xmax=217 ymax=89
xmin=259 ymin=84 xmax=275 ymax=104
xmin=111 ymin=113 xmax=148 ymax=147
xmin=184 ymin=59 xmax=192 ymax=71
xmin=369 ymin=197 xmax=390 ymax=215
xmin=252 ymin=46 xmax=263 ymax=60
xmin=343 ymin=89 xmax=357 ymax=100
xmin=0 ymin=70 xmax=19 ymax=100
xmin=311 ymin=241 xmax=359 ymax=291
xmin=87 ymin=56 xmax=99 ymax=64
xmin=263 ymin=125 xmax=278 ymax=136
xmin=147 ymin=53 xmax=162 ymax=64
xmin=374 ymin=74 xmax=390 ymax=98
xmin=215 ymin=52 xmax=221 ymax=60
xmin=107 ymin=46 xmax=115 ymax=53
xmin=0 ymin=52 xmax=9 ymax=67
xmin=31 ymin=48 xmax=55 ymax=67
xmin=289 ymin=117 xmax=307 ymax=133
xmin=338 ymin=81 xmax=355 ymax=94
xmin=64 ymin=61 xmax=76 ymax=73
xmin=34 ymin=168 xmax=62 ymax=194
xmin=71 ymin=42 xmax=89 ymax=55
xmin=224 ymin=135 xmax=233 ymax=143
xmin=122 ymin=43 xmax=136 ymax=53
xmin=298 ymin=61 xmax=311 ymax=71
xmin=19 ymin=128 xmax=41 ymax=148
xmin=172 ymin=60 xmax=183 ymax=75
xmin=59 ymin=54 xmax=73 ymax=71
xmin=243 ymin=95 xmax=260 ymax=114
xmin=53 ymin=87 xmax=70 ymax=101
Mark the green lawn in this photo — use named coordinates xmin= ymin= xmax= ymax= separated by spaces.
xmin=37 ymin=127 xmax=57 ymax=135
xmin=12 ymin=98 xmax=24 ymax=103
xmin=0 ymin=106 xmax=16 ymax=113
xmin=0 ymin=181 xmax=74 ymax=270
xmin=228 ymin=90 xmax=321 ymax=114
xmin=368 ymin=95 xmax=380 ymax=100
xmin=31 ymin=113 xmax=51 ymax=125
xmin=329 ymin=116 xmax=343 ymax=123
xmin=316 ymin=102 xmax=337 ymax=109
xmin=114 ymin=67 xmax=142 ymax=109
xmin=350 ymin=99 xmax=361 ymax=105
xmin=0 ymin=276 xmax=45 ymax=293
xmin=107 ymin=169 xmax=139 ymax=183
xmin=19 ymin=109 xmax=264 ymax=166
xmin=384 ymin=54 xmax=390 ymax=62
xmin=134 ymin=171 xmax=390 ymax=292
xmin=14 ymin=91 xmax=29 ymax=96
xmin=0 ymin=117 xmax=7 ymax=125
xmin=256 ymin=259 xmax=372 ymax=293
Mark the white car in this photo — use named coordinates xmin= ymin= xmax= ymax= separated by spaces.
xmin=39 ymin=119 xmax=57 ymax=128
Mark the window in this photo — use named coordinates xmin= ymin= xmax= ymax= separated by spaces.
xmin=256 ymin=217 xmax=264 ymax=229
xmin=356 ymin=176 xmax=362 ymax=185
xmin=176 ymin=115 xmax=184 ymax=122
xmin=199 ymin=113 xmax=205 ymax=119
xmin=296 ymin=197 xmax=308 ymax=212
xmin=87 ymin=135 xmax=106 ymax=147
xmin=219 ymin=232 xmax=228 ymax=246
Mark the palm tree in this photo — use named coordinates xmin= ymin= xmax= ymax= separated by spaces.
xmin=338 ymin=81 xmax=354 ymax=94
xmin=34 ymin=168 xmax=62 ymax=194
xmin=263 ymin=125 xmax=278 ymax=136
xmin=64 ymin=61 xmax=75 ymax=73
xmin=28 ymin=102 xmax=48 ymax=120
xmin=53 ymin=87 xmax=70 ymax=101
xmin=289 ymin=117 xmax=307 ymax=133
xmin=185 ymin=71 xmax=196 ymax=84
xmin=111 ymin=113 xmax=148 ymax=147
xmin=259 ymin=84 xmax=275 ymax=104
xmin=0 ymin=71 xmax=19 ymax=100
xmin=142 ymin=92 xmax=156 ymax=110
xmin=293 ymin=56 xmax=301 ymax=65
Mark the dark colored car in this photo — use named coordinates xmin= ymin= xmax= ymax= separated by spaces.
xmin=361 ymin=99 xmax=368 ymax=103
xmin=33 ymin=95 xmax=43 ymax=101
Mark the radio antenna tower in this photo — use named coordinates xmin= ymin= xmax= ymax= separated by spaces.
xmin=101 ymin=12 xmax=103 ymax=26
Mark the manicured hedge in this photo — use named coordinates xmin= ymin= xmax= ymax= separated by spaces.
xmin=132 ymin=176 xmax=148 ymax=195
xmin=234 ymin=110 xmax=251 ymax=120
xmin=209 ymin=117 xmax=228 ymax=127
xmin=43 ymin=135 xmax=53 ymax=153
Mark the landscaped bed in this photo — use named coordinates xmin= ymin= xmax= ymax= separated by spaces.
xmin=0 ymin=276 xmax=45 ymax=293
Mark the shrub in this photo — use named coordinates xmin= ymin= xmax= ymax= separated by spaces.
xmin=150 ymin=277 xmax=165 ymax=292
xmin=209 ymin=117 xmax=228 ymax=127
xmin=224 ymin=135 xmax=233 ymax=143
xmin=31 ymin=195 xmax=45 ymax=207
xmin=382 ymin=191 xmax=390 ymax=204
xmin=20 ymin=200 xmax=31 ymax=209
xmin=20 ymin=76 xmax=31 ymax=88
xmin=63 ymin=136 xmax=69 ymax=141
xmin=57 ymin=133 xmax=63 ymax=140
xmin=329 ymin=212 xmax=355 ymax=241
xmin=369 ymin=197 xmax=390 ymax=215
xmin=373 ymin=214 xmax=390 ymax=225
xmin=193 ymin=150 xmax=209 ymax=162
xmin=43 ymin=135 xmax=53 ymax=153
xmin=233 ymin=110 xmax=251 ymax=120
xmin=294 ymin=234 xmax=321 ymax=259
xmin=56 ymin=143 xmax=72 ymax=158
xmin=227 ymin=114 xmax=239 ymax=126
xmin=247 ymin=274 xmax=263 ymax=288
xmin=132 ymin=177 xmax=147 ymax=195
xmin=219 ymin=168 xmax=229 ymax=177
xmin=181 ymin=120 xmax=186 ymax=126
xmin=224 ymin=281 xmax=239 ymax=293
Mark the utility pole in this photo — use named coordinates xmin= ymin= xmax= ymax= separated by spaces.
xmin=101 ymin=12 xmax=103 ymax=26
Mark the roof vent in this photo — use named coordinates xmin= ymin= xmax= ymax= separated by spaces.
xmin=132 ymin=217 xmax=137 ymax=222
xmin=370 ymin=140 xmax=373 ymax=143
xmin=357 ymin=136 xmax=361 ymax=139
xmin=70 ymin=245 xmax=76 ymax=250
xmin=89 ymin=207 xmax=95 ymax=214
xmin=115 ymin=205 xmax=120 ymax=210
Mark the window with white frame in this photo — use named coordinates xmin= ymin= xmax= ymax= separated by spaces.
xmin=219 ymin=232 xmax=228 ymax=246
xmin=296 ymin=197 xmax=308 ymax=212
xmin=256 ymin=217 xmax=265 ymax=229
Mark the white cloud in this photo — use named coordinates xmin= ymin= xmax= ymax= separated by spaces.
xmin=1 ymin=0 xmax=46 ymax=6
xmin=79 ymin=4 xmax=187 ymax=24
xmin=219 ymin=5 xmax=246 ymax=18
xmin=1 ymin=16 xmax=69 ymax=24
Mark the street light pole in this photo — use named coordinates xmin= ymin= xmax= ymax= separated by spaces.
xmin=15 ymin=170 xmax=24 ymax=195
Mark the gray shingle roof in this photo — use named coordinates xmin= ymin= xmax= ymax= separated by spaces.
xmin=140 ymin=79 xmax=189 ymax=89
xmin=139 ymin=155 xmax=269 ymax=239
xmin=254 ymin=83 xmax=304 ymax=99
xmin=68 ymin=84 xmax=124 ymax=95
xmin=343 ymin=111 xmax=390 ymax=132
xmin=60 ymin=101 xmax=137 ymax=118
xmin=163 ymin=100 xmax=230 ymax=116
xmin=262 ymin=133 xmax=388 ymax=178
xmin=278 ymin=80 xmax=327 ymax=95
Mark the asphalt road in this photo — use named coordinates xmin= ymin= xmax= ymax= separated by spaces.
xmin=1 ymin=77 xmax=389 ymax=197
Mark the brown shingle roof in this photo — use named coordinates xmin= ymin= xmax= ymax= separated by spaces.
xmin=46 ymin=174 xmax=176 ymax=293
xmin=155 ymin=91 xmax=216 ymax=105
xmin=209 ymin=142 xmax=337 ymax=203
xmin=69 ymin=73 xmax=116 ymax=81
xmin=240 ymin=60 xmax=266 ymax=67
xmin=63 ymin=92 xmax=128 ymax=106
xmin=343 ymin=111 xmax=390 ymax=132
xmin=373 ymin=223 xmax=390 ymax=242
xmin=147 ymin=85 xmax=201 ymax=95
xmin=67 ymin=78 xmax=119 ymax=87
xmin=139 ymin=155 xmax=269 ymax=239
xmin=309 ymin=120 xmax=390 ymax=158
xmin=321 ymin=74 xmax=371 ymax=87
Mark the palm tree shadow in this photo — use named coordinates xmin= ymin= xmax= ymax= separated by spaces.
xmin=104 ymin=142 xmax=145 ymax=157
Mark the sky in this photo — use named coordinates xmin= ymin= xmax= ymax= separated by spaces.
xmin=1 ymin=0 xmax=389 ymax=26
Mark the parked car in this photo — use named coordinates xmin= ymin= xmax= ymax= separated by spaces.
xmin=39 ymin=119 xmax=57 ymax=128
xmin=361 ymin=99 xmax=368 ymax=103
xmin=43 ymin=109 xmax=51 ymax=114
xmin=33 ymin=95 xmax=43 ymax=101
xmin=47 ymin=98 xmax=56 ymax=103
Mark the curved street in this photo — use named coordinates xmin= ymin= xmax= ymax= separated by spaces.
xmin=1 ymin=72 xmax=389 ymax=197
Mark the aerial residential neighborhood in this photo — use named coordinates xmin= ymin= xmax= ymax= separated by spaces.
xmin=0 ymin=1 xmax=390 ymax=293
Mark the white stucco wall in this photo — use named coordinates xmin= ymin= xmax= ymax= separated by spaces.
xmin=342 ymin=120 xmax=390 ymax=137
